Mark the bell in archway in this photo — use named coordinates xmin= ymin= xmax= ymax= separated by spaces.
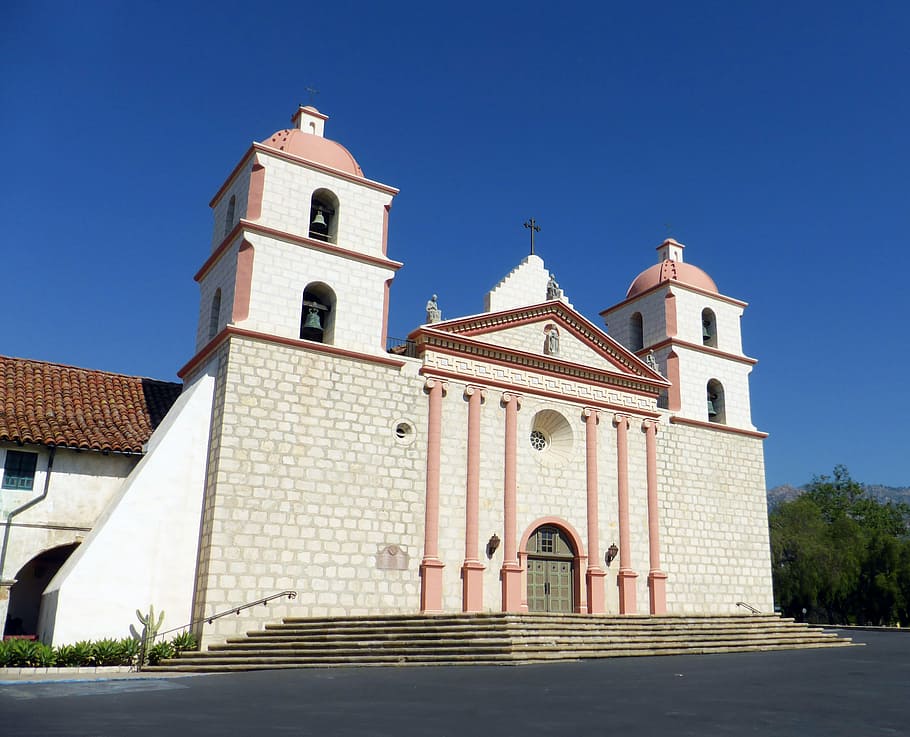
xmin=707 ymin=394 xmax=718 ymax=417
xmin=303 ymin=307 xmax=322 ymax=331
xmin=310 ymin=208 xmax=328 ymax=235
xmin=703 ymin=321 xmax=712 ymax=341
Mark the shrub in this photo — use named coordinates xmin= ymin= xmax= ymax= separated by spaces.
xmin=91 ymin=638 xmax=124 ymax=667
xmin=34 ymin=643 xmax=56 ymax=667
xmin=7 ymin=639 xmax=40 ymax=667
xmin=170 ymin=631 xmax=197 ymax=654
xmin=71 ymin=641 xmax=95 ymax=667
xmin=119 ymin=637 xmax=140 ymax=665
xmin=147 ymin=641 xmax=174 ymax=666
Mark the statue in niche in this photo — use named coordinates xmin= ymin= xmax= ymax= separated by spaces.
xmin=645 ymin=350 xmax=659 ymax=374
xmin=426 ymin=294 xmax=441 ymax=324
xmin=546 ymin=327 xmax=560 ymax=355
xmin=546 ymin=274 xmax=560 ymax=300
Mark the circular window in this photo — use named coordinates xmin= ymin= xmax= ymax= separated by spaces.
xmin=529 ymin=429 xmax=549 ymax=451
xmin=529 ymin=409 xmax=574 ymax=467
xmin=392 ymin=420 xmax=416 ymax=446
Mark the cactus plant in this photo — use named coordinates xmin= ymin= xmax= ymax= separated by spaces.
xmin=130 ymin=604 xmax=165 ymax=666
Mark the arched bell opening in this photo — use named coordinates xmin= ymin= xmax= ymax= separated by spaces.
xmin=208 ymin=288 xmax=222 ymax=341
xmin=520 ymin=521 xmax=584 ymax=614
xmin=308 ymin=188 xmax=339 ymax=244
xmin=707 ymin=378 xmax=726 ymax=424
xmin=224 ymin=194 xmax=236 ymax=237
xmin=702 ymin=307 xmax=717 ymax=348
xmin=4 ymin=542 xmax=79 ymax=638
xmin=630 ymin=312 xmax=644 ymax=352
xmin=300 ymin=282 xmax=337 ymax=344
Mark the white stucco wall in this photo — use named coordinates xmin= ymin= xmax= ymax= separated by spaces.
xmin=38 ymin=374 xmax=213 ymax=645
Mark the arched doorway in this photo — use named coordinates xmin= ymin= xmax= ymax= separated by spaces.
xmin=4 ymin=543 xmax=78 ymax=637
xmin=525 ymin=525 xmax=576 ymax=613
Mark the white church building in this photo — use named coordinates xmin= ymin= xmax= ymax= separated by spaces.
xmin=24 ymin=106 xmax=771 ymax=647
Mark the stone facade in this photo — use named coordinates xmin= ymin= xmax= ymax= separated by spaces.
xmin=39 ymin=106 xmax=774 ymax=647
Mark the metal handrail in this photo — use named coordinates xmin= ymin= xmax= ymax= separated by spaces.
xmin=736 ymin=601 xmax=761 ymax=614
xmin=137 ymin=590 xmax=297 ymax=670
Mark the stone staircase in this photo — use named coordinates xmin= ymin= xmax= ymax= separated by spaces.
xmin=146 ymin=613 xmax=854 ymax=673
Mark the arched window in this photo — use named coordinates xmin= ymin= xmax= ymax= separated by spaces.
xmin=208 ymin=289 xmax=222 ymax=340
xmin=308 ymin=189 xmax=339 ymax=243
xmin=224 ymin=195 xmax=236 ymax=237
xmin=702 ymin=307 xmax=717 ymax=348
xmin=707 ymin=378 xmax=726 ymax=424
xmin=630 ymin=312 xmax=644 ymax=352
xmin=300 ymin=282 xmax=337 ymax=344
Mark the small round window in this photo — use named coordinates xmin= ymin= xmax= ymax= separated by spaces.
xmin=530 ymin=429 xmax=549 ymax=451
xmin=392 ymin=419 xmax=416 ymax=446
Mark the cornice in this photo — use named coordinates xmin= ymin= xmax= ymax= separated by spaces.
xmin=645 ymin=338 xmax=758 ymax=366
xmin=600 ymin=282 xmax=748 ymax=316
xmin=669 ymin=415 xmax=768 ymax=439
xmin=418 ymin=366 xmax=661 ymax=419
xmin=417 ymin=329 xmax=667 ymax=396
xmin=414 ymin=301 xmax=666 ymax=385
xmin=251 ymin=143 xmax=400 ymax=195
xmin=178 ymin=326 xmax=405 ymax=379
xmin=194 ymin=219 xmax=403 ymax=283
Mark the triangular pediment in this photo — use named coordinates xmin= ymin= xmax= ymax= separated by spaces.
xmin=410 ymin=302 xmax=668 ymax=392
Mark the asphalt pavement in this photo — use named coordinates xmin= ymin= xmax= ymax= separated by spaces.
xmin=2 ymin=629 xmax=908 ymax=736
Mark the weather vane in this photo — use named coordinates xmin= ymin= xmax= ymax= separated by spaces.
xmin=524 ymin=218 xmax=541 ymax=255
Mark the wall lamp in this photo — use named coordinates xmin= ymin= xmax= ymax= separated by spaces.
xmin=486 ymin=533 xmax=501 ymax=558
xmin=605 ymin=543 xmax=619 ymax=567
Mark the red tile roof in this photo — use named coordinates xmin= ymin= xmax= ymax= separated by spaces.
xmin=0 ymin=355 xmax=182 ymax=454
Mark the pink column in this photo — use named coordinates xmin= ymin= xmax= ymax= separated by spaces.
xmin=500 ymin=392 xmax=522 ymax=612
xmin=584 ymin=408 xmax=606 ymax=614
xmin=462 ymin=386 xmax=485 ymax=612
xmin=614 ymin=414 xmax=638 ymax=614
xmin=420 ymin=378 xmax=447 ymax=612
xmin=643 ymin=420 xmax=667 ymax=614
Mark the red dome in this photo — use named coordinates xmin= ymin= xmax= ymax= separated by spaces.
xmin=626 ymin=260 xmax=718 ymax=298
xmin=259 ymin=129 xmax=364 ymax=178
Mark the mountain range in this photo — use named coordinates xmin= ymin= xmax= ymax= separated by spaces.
xmin=767 ymin=484 xmax=910 ymax=509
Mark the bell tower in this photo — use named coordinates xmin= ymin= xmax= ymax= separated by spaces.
xmin=600 ymin=239 xmax=758 ymax=431
xmin=190 ymin=106 xmax=401 ymax=361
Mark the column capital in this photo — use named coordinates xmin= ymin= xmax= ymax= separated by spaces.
xmin=501 ymin=392 xmax=522 ymax=409
xmin=612 ymin=413 xmax=630 ymax=428
xmin=583 ymin=407 xmax=600 ymax=423
xmin=424 ymin=377 xmax=448 ymax=395
xmin=641 ymin=418 xmax=659 ymax=434
xmin=464 ymin=385 xmax=486 ymax=401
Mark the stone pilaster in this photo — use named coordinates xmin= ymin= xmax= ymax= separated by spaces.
xmin=614 ymin=413 xmax=638 ymax=614
xmin=500 ymin=392 xmax=522 ymax=612
xmin=420 ymin=378 xmax=447 ymax=612
xmin=643 ymin=419 xmax=668 ymax=614
xmin=461 ymin=386 xmax=485 ymax=612
xmin=583 ymin=408 xmax=606 ymax=613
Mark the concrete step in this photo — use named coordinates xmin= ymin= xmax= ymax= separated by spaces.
xmin=150 ymin=613 xmax=854 ymax=673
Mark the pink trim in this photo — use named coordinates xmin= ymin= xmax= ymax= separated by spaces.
xmin=462 ymin=386 xmax=485 ymax=612
xmin=231 ymin=241 xmax=254 ymax=323
xmin=381 ymin=279 xmax=392 ymax=349
xmin=243 ymin=221 xmax=403 ymax=270
xmin=517 ymin=516 xmax=588 ymax=615
xmin=500 ymin=392 xmax=522 ymax=612
xmin=643 ymin=420 xmax=667 ymax=615
xmin=291 ymin=105 xmax=328 ymax=124
xmin=210 ymin=148 xmax=255 ymax=208
xmin=246 ymin=163 xmax=265 ymax=221
xmin=195 ymin=220 xmax=403 ymax=284
xmin=382 ymin=204 xmax=391 ymax=257
xmin=614 ymin=414 xmax=638 ymax=614
xmin=600 ymin=283 xmax=748 ymax=318
xmin=427 ymin=303 xmax=666 ymax=385
xmin=420 ymin=378 xmax=447 ymax=612
xmin=252 ymin=142 xmax=400 ymax=195
xmin=647 ymin=337 xmax=758 ymax=366
xmin=584 ymin=408 xmax=606 ymax=613
xmin=420 ymin=335 xmax=665 ymax=393
xmin=669 ymin=416 xmax=769 ymax=439
xmin=664 ymin=291 xmax=677 ymax=338
xmin=177 ymin=326 xmax=405 ymax=379
xmin=417 ymin=364 xmax=662 ymax=418
xmin=666 ymin=351 xmax=681 ymax=412
xmin=197 ymin=225 xmax=242 ymax=282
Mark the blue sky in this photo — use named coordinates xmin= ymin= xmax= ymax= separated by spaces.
xmin=2 ymin=1 xmax=907 ymax=488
